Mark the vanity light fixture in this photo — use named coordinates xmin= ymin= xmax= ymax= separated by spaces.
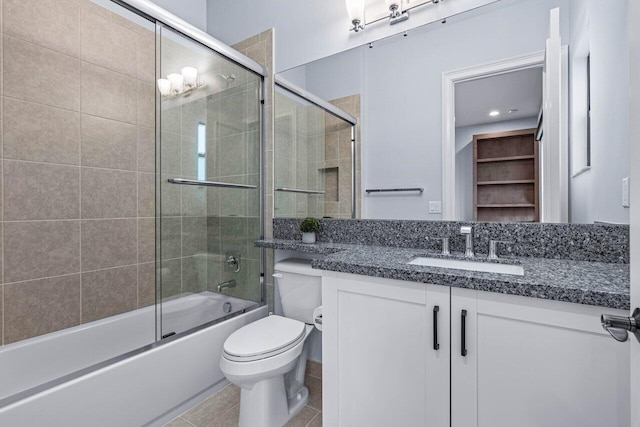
xmin=347 ymin=0 xmax=443 ymax=32
xmin=489 ymin=110 xmax=501 ymax=117
xmin=157 ymin=66 xmax=205 ymax=98
xmin=385 ymin=0 xmax=410 ymax=25
xmin=346 ymin=0 xmax=366 ymax=32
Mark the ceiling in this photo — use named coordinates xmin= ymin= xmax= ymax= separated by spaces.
xmin=454 ymin=66 xmax=542 ymax=127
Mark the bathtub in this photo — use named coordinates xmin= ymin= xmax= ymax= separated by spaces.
xmin=0 ymin=291 xmax=266 ymax=426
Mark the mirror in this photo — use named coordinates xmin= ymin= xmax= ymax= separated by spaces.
xmin=274 ymin=0 xmax=629 ymax=224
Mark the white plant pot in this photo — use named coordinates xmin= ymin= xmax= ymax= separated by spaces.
xmin=301 ymin=232 xmax=316 ymax=244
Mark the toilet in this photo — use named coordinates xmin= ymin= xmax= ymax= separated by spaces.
xmin=220 ymin=259 xmax=322 ymax=427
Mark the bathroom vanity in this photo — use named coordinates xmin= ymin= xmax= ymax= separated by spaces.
xmin=257 ymin=218 xmax=631 ymax=427
xmin=321 ymin=272 xmax=628 ymax=427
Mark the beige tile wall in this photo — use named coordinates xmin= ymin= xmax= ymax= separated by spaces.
xmin=325 ymin=94 xmax=361 ymax=219
xmin=0 ymin=0 xmax=157 ymax=345
xmin=274 ymin=96 xmax=326 ymax=219
xmin=233 ymin=29 xmax=275 ymax=312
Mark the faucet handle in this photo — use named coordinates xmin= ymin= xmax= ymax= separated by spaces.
xmin=489 ymin=240 xmax=514 ymax=260
xmin=427 ymin=236 xmax=450 ymax=255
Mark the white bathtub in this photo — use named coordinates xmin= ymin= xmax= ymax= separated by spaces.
xmin=0 ymin=291 xmax=266 ymax=426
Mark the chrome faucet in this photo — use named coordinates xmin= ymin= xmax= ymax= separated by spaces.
xmin=460 ymin=226 xmax=474 ymax=258
xmin=217 ymin=279 xmax=237 ymax=293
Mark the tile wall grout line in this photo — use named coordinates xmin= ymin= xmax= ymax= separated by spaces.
xmin=2 ymin=157 xmax=142 ymax=174
xmin=3 ymin=30 xmax=152 ymax=86
xmin=1 ymin=94 xmax=155 ymax=132
xmin=3 ymin=263 xmax=142 ymax=288
xmin=2 ymin=0 xmax=4 ymax=346
xmin=78 ymin=34 xmax=83 ymax=323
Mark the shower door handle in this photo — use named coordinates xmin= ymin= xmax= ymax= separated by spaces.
xmin=168 ymin=178 xmax=257 ymax=189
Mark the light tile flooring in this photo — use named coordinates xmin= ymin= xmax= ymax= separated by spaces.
xmin=165 ymin=361 xmax=323 ymax=427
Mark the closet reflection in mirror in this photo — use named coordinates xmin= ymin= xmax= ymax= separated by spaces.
xmin=274 ymin=0 xmax=629 ymax=224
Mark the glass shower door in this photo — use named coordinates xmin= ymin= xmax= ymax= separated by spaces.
xmin=158 ymin=25 xmax=262 ymax=338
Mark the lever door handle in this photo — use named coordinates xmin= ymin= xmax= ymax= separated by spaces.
xmin=601 ymin=308 xmax=640 ymax=342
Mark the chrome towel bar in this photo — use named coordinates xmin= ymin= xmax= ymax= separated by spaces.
xmin=365 ymin=187 xmax=424 ymax=194
xmin=168 ymin=178 xmax=257 ymax=189
xmin=275 ymin=187 xmax=326 ymax=195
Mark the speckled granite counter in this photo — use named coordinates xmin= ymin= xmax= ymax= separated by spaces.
xmin=256 ymin=239 xmax=630 ymax=310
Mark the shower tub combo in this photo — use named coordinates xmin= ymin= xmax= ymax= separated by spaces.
xmin=0 ymin=0 xmax=267 ymax=425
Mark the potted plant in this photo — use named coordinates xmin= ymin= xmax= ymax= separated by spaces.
xmin=299 ymin=217 xmax=320 ymax=244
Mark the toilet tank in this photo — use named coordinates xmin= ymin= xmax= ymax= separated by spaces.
xmin=274 ymin=258 xmax=322 ymax=324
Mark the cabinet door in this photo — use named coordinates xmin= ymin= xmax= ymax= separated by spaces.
xmin=323 ymin=273 xmax=450 ymax=427
xmin=452 ymin=287 xmax=630 ymax=427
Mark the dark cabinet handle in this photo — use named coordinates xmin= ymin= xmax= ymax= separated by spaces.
xmin=461 ymin=309 xmax=468 ymax=357
xmin=433 ymin=305 xmax=440 ymax=350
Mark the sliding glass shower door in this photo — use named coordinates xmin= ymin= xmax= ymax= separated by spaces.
xmin=158 ymin=25 xmax=263 ymax=338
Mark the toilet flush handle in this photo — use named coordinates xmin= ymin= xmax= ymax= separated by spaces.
xmin=272 ymin=273 xmax=283 ymax=279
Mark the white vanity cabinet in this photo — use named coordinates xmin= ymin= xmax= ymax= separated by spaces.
xmin=451 ymin=287 xmax=630 ymax=427
xmin=322 ymin=272 xmax=451 ymax=427
xmin=322 ymin=271 xmax=630 ymax=427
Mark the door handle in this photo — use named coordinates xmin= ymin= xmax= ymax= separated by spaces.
xmin=601 ymin=308 xmax=640 ymax=342
xmin=433 ymin=306 xmax=440 ymax=350
xmin=461 ymin=309 xmax=468 ymax=356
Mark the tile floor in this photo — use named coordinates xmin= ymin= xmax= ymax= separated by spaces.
xmin=165 ymin=361 xmax=323 ymax=427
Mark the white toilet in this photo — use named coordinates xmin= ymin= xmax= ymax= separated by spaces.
xmin=220 ymin=259 xmax=322 ymax=427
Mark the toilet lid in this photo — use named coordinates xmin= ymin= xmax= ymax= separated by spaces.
xmin=223 ymin=315 xmax=306 ymax=362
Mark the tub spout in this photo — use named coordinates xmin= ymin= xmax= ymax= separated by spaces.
xmin=217 ymin=279 xmax=237 ymax=293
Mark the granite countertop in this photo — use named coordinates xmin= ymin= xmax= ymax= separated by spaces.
xmin=256 ymin=239 xmax=630 ymax=310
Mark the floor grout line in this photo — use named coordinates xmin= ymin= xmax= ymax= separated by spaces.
xmin=305 ymin=411 xmax=321 ymax=427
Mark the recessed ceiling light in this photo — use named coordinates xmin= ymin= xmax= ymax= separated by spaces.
xmin=489 ymin=110 xmax=500 ymax=117
xmin=508 ymin=109 xmax=519 ymax=114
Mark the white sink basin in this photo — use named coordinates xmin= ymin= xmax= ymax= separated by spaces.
xmin=408 ymin=257 xmax=524 ymax=276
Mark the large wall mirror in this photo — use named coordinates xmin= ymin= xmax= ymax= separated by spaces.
xmin=274 ymin=0 xmax=629 ymax=224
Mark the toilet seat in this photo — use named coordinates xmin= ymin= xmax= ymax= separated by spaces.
xmin=223 ymin=316 xmax=306 ymax=362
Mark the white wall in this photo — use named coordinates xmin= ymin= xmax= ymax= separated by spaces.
xmin=150 ymin=0 xmax=207 ymax=31
xmin=206 ymin=0 xmax=498 ymax=72
xmin=568 ymin=0 xmax=629 ymax=224
xmin=455 ymin=117 xmax=538 ymax=220
xmin=286 ymin=0 xmax=568 ymax=219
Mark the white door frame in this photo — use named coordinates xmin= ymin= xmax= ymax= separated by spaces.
xmin=629 ymin=0 xmax=640 ymax=423
xmin=441 ymin=49 xmax=568 ymax=220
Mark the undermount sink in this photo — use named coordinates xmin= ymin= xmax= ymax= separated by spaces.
xmin=408 ymin=256 xmax=525 ymax=276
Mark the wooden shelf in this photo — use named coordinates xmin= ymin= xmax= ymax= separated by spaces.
xmin=477 ymin=204 xmax=535 ymax=208
xmin=476 ymin=180 xmax=535 ymax=186
xmin=476 ymin=155 xmax=535 ymax=163
xmin=473 ymin=128 xmax=539 ymax=222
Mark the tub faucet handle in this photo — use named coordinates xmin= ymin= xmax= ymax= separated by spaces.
xmin=428 ymin=236 xmax=450 ymax=255
xmin=488 ymin=240 xmax=514 ymax=260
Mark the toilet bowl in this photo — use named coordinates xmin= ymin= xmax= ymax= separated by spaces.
xmin=219 ymin=259 xmax=322 ymax=427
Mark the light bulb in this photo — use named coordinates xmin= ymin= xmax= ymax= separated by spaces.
xmin=345 ymin=0 xmax=365 ymax=22
xmin=182 ymin=67 xmax=198 ymax=87
xmin=167 ymin=73 xmax=184 ymax=92
xmin=157 ymin=79 xmax=171 ymax=96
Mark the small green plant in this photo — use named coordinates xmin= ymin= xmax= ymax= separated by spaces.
xmin=299 ymin=217 xmax=320 ymax=233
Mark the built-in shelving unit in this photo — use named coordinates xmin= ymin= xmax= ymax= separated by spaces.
xmin=473 ymin=128 xmax=539 ymax=222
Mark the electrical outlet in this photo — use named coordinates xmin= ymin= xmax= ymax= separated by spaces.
xmin=429 ymin=201 xmax=442 ymax=214
xmin=622 ymin=177 xmax=630 ymax=208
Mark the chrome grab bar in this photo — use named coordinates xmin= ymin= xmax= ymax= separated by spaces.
xmin=168 ymin=178 xmax=257 ymax=189
xmin=366 ymin=187 xmax=424 ymax=194
xmin=275 ymin=187 xmax=326 ymax=195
